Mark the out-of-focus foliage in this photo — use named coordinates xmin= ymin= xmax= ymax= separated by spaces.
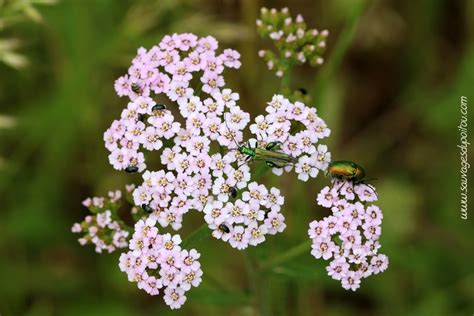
xmin=0 ymin=0 xmax=473 ymax=315
xmin=0 ymin=0 xmax=57 ymax=68
xmin=0 ymin=113 xmax=15 ymax=169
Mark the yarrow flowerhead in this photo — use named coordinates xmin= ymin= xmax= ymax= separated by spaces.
xmin=72 ymin=17 xmax=393 ymax=310
xmin=257 ymin=8 xmax=328 ymax=77
xmin=119 ymin=218 xmax=203 ymax=309
xmin=80 ymin=28 xmax=336 ymax=310
xmin=105 ymin=33 xmax=241 ymax=172
xmin=308 ymin=180 xmax=388 ymax=291
xmin=130 ymin=94 xmax=331 ymax=249
xmin=105 ymin=34 xmax=299 ymax=250
xmin=72 ymin=186 xmax=135 ymax=253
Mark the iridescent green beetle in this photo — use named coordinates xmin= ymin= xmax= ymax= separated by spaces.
xmin=324 ymin=160 xmax=369 ymax=184
xmin=325 ymin=160 xmax=377 ymax=195
xmin=238 ymin=141 xmax=298 ymax=168
xmin=224 ymin=115 xmax=297 ymax=169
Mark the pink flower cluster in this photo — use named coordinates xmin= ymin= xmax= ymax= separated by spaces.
xmin=104 ymin=33 xmax=331 ymax=254
xmin=130 ymin=94 xmax=331 ymax=249
xmin=103 ymin=35 xmax=296 ymax=250
xmin=204 ymin=183 xmax=286 ymax=250
xmin=130 ymin=105 xmax=252 ymax=233
xmin=249 ymin=94 xmax=331 ymax=181
xmin=133 ymin=147 xmax=288 ymax=249
xmin=105 ymin=33 xmax=241 ymax=172
xmin=308 ymin=180 xmax=388 ymax=291
xmin=72 ymin=188 xmax=132 ymax=253
xmin=95 ymin=33 xmax=333 ymax=309
xmin=119 ymin=218 xmax=203 ymax=310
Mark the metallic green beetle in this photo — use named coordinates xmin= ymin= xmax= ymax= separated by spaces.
xmin=224 ymin=116 xmax=297 ymax=169
xmin=238 ymin=141 xmax=298 ymax=168
xmin=324 ymin=160 xmax=369 ymax=184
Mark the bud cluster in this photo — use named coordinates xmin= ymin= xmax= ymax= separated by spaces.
xmin=257 ymin=7 xmax=328 ymax=77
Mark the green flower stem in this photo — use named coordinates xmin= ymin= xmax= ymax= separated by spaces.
xmin=259 ymin=239 xmax=312 ymax=271
xmin=195 ymin=81 xmax=203 ymax=96
xmin=311 ymin=1 xmax=369 ymax=151
xmin=243 ymin=252 xmax=258 ymax=297
xmin=240 ymin=0 xmax=259 ymax=89
xmin=204 ymin=272 xmax=236 ymax=293
xmin=312 ymin=0 xmax=368 ymax=105
xmin=181 ymin=223 xmax=212 ymax=248
xmin=280 ymin=66 xmax=293 ymax=94
xmin=251 ymin=163 xmax=269 ymax=181
xmin=244 ymin=250 xmax=270 ymax=316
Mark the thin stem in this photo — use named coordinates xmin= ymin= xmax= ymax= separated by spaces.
xmin=251 ymin=163 xmax=269 ymax=181
xmin=181 ymin=223 xmax=211 ymax=248
xmin=244 ymin=250 xmax=270 ymax=316
xmin=312 ymin=0 xmax=369 ymax=105
xmin=204 ymin=271 xmax=235 ymax=293
xmin=243 ymin=251 xmax=258 ymax=296
xmin=259 ymin=240 xmax=312 ymax=271
xmin=195 ymin=81 xmax=203 ymax=96
xmin=279 ymin=65 xmax=293 ymax=94
xmin=240 ymin=0 xmax=258 ymax=89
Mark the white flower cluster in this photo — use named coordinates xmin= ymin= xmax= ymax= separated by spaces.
xmin=204 ymin=183 xmax=286 ymax=250
xmin=72 ymin=189 xmax=131 ymax=253
xmin=309 ymin=180 xmax=389 ymax=291
xmin=119 ymin=218 xmax=203 ymax=309
xmin=105 ymin=33 xmax=241 ymax=172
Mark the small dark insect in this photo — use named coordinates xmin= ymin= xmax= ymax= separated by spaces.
xmin=152 ymin=104 xmax=167 ymax=112
xmin=142 ymin=204 xmax=153 ymax=213
xmin=218 ymin=224 xmax=230 ymax=234
xmin=131 ymin=83 xmax=141 ymax=94
xmin=229 ymin=186 xmax=238 ymax=199
xmin=263 ymin=210 xmax=270 ymax=220
xmin=125 ymin=165 xmax=139 ymax=173
xmin=299 ymin=87 xmax=308 ymax=95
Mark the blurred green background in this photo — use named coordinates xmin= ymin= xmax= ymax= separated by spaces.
xmin=0 ymin=0 xmax=473 ymax=315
